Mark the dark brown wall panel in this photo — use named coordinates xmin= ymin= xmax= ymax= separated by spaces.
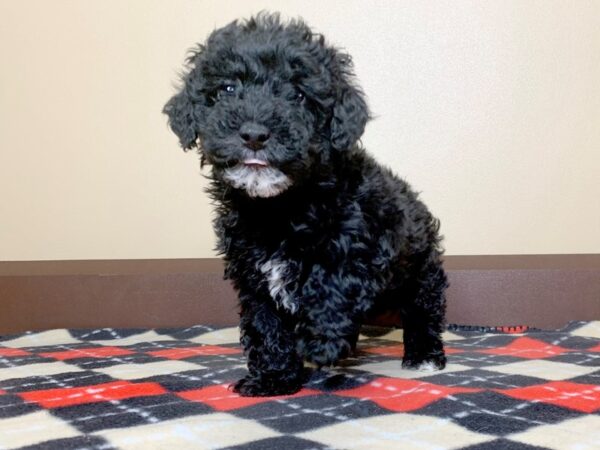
xmin=1 ymin=256 xmax=599 ymax=334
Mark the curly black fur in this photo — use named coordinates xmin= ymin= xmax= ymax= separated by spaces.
xmin=164 ymin=13 xmax=447 ymax=396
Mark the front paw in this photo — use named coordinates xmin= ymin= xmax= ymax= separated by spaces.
xmin=402 ymin=353 xmax=446 ymax=371
xmin=231 ymin=372 xmax=303 ymax=397
xmin=300 ymin=336 xmax=353 ymax=368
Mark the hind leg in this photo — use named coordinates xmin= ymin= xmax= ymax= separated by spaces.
xmin=400 ymin=256 xmax=447 ymax=371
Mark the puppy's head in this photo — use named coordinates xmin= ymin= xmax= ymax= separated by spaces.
xmin=164 ymin=13 xmax=369 ymax=198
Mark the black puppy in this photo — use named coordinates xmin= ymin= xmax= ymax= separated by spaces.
xmin=164 ymin=13 xmax=447 ymax=397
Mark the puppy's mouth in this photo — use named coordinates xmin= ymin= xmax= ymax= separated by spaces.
xmin=242 ymin=158 xmax=269 ymax=168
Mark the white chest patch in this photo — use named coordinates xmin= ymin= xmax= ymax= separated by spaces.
xmin=259 ymin=259 xmax=297 ymax=313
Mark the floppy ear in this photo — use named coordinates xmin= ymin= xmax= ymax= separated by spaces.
xmin=163 ymin=82 xmax=199 ymax=151
xmin=330 ymin=61 xmax=370 ymax=151
xmin=164 ymin=44 xmax=207 ymax=151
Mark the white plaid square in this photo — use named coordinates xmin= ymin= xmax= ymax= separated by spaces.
xmin=481 ymin=359 xmax=598 ymax=381
xmin=95 ymin=412 xmax=281 ymax=449
xmin=0 ymin=361 xmax=84 ymax=382
xmin=298 ymin=413 xmax=494 ymax=449
xmin=188 ymin=327 xmax=240 ymax=345
xmin=0 ymin=410 xmax=82 ymax=449
xmin=509 ymin=414 xmax=600 ymax=449
xmin=94 ymin=360 xmax=206 ymax=380
xmin=570 ymin=322 xmax=600 ymax=339
xmin=1 ymin=330 xmax=83 ymax=348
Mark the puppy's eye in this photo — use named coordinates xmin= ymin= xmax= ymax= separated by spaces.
xmin=220 ymin=84 xmax=236 ymax=94
xmin=295 ymin=91 xmax=305 ymax=102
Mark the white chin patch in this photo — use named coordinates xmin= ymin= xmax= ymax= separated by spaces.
xmin=223 ymin=165 xmax=293 ymax=198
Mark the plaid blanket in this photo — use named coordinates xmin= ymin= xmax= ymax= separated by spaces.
xmin=1 ymin=322 xmax=599 ymax=450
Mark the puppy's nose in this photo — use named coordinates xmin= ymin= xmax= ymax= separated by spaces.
xmin=239 ymin=122 xmax=271 ymax=150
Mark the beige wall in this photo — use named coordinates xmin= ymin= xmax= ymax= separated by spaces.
xmin=1 ymin=0 xmax=599 ymax=260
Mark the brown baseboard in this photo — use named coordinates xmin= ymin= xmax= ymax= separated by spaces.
xmin=1 ymin=255 xmax=599 ymax=334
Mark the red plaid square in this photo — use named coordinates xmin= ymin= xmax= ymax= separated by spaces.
xmin=39 ymin=347 xmax=135 ymax=361
xmin=335 ymin=377 xmax=481 ymax=412
xmin=147 ymin=345 xmax=242 ymax=360
xmin=362 ymin=344 xmax=405 ymax=357
xmin=19 ymin=381 xmax=167 ymax=408
xmin=178 ymin=384 xmax=319 ymax=411
xmin=499 ymin=381 xmax=600 ymax=413
xmin=587 ymin=343 xmax=600 ymax=352
xmin=0 ymin=348 xmax=31 ymax=357
xmin=479 ymin=337 xmax=572 ymax=359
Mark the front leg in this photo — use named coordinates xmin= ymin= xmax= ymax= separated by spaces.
xmin=297 ymin=264 xmax=376 ymax=367
xmin=401 ymin=253 xmax=447 ymax=371
xmin=232 ymin=292 xmax=304 ymax=396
